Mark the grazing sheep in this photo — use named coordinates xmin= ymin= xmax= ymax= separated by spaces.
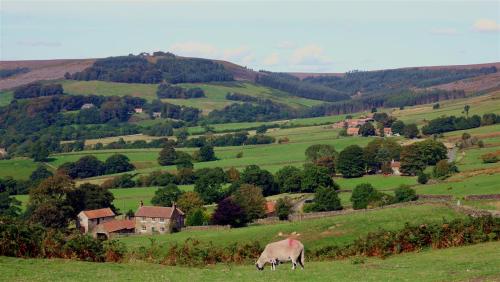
xmin=256 ymin=238 xmax=304 ymax=271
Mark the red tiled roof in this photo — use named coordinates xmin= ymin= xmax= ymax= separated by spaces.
xmin=265 ymin=201 xmax=276 ymax=214
xmin=82 ymin=208 xmax=115 ymax=219
xmin=391 ymin=161 xmax=401 ymax=168
xmin=98 ymin=219 xmax=135 ymax=233
xmin=347 ymin=128 xmax=359 ymax=135
xmin=135 ymin=206 xmax=184 ymax=218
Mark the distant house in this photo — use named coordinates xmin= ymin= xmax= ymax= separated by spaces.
xmin=135 ymin=204 xmax=185 ymax=234
xmin=77 ymin=208 xmax=116 ymax=234
xmin=391 ymin=160 xmax=401 ymax=176
xmin=0 ymin=148 xmax=7 ymax=158
xmin=81 ymin=103 xmax=95 ymax=110
xmin=93 ymin=219 xmax=135 ymax=239
xmin=331 ymin=121 xmax=346 ymax=129
xmin=265 ymin=201 xmax=277 ymax=217
xmin=134 ymin=108 xmax=143 ymax=114
xmin=347 ymin=127 xmax=359 ymax=136
xmin=383 ymin=128 xmax=393 ymax=136
xmin=152 ymin=112 xmax=162 ymax=119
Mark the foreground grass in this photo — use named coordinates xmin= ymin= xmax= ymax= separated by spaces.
xmin=119 ymin=204 xmax=462 ymax=250
xmin=1 ymin=242 xmax=499 ymax=282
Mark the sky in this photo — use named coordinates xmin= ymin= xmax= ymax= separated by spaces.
xmin=1 ymin=0 xmax=499 ymax=72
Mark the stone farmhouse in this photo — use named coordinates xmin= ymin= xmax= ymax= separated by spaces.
xmin=391 ymin=160 xmax=401 ymax=175
xmin=135 ymin=204 xmax=185 ymax=234
xmin=77 ymin=208 xmax=116 ymax=234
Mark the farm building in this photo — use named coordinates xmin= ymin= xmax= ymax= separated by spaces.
xmin=383 ymin=128 xmax=393 ymax=136
xmin=347 ymin=127 xmax=359 ymax=136
xmin=80 ymin=103 xmax=95 ymax=110
xmin=391 ymin=160 xmax=401 ymax=175
xmin=152 ymin=112 xmax=162 ymax=118
xmin=135 ymin=204 xmax=185 ymax=234
xmin=134 ymin=108 xmax=143 ymax=113
xmin=93 ymin=219 xmax=135 ymax=239
xmin=265 ymin=201 xmax=277 ymax=217
xmin=77 ymin=208 xmax=116 ymax=234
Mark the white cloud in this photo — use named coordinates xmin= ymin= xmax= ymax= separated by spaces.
xmin=169 ymin=41 xmax=217 ymax=58
xmin=290 ymin=44 xmax=332 ymax=66
xmin=263 ymin=52 xmax=280 ymax=66
xmin=222 ymin=46 xmax=255 ymax=65
xmin=473 ymin=19 xmax=500 ymax=32
xmin=17 ymin=40 xmax=61 ymax=47
xmin=276 ymin=41 xmax=296 ymax=49
xmin=430 ymin=28 xmax=458 ymax=35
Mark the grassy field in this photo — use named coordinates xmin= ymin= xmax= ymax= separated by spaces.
xmin=0 ymin=158 xmax=41 ymax=179
xmin=118 ymin=204 xmax=462 ymax=250
xmin=0 ymin=90 xmax=13 ymax=106
xmin=2 ymin=241 xmax=499 ymax=282
xmin=391 ymin=91 xmax=500 ymax=125
xmin=61 ymin=80 xmax=158 ymax=100
xmin=2 ymin=242 xmax=500 ymax=282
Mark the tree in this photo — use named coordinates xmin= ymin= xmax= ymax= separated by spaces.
xmin=31 ymin=142 xmax=49 ymax=162
xmin=433 ymin=103 xmax=440 ymax=109
xmin=403 ymin=123 xmax=419 ymax=139
xmin=27 ymin=175 xmax=76 ymax=228
xmin=30 ymin=165 xmax=53 ymax=183
xmin=276 ymin=197 xmax=293 ymax=220
xmin=305 ymin=144 xmax=336 ymax=163
xmin=198 ymin=145 xmax=216 ymax=162
xmin=350 ymin=183 xmax=377 ymax=210
xmin=151 ymin=184 xmax=182 ymax=207
xmin=60 ymin=156 xmax=105 ymax=179
xmin=359 ymin=122 xmax=376 ymax=137
xmin=463 ymin=105 xmax=470 ymax=118
xmin=0 ymin=191 xmax=21 ymax=217
xmin=175 ymin=128 xmax=189 ymax=143
xmin=194 ymin=173 xmax=224 ymax=204
xmin=337 ymin=145 xmax=366 ymax=178
xmin=275 ymin=166 xmax=303 ymax=193
xmin=232 ymin=184 xmax=266 ymax=222
xmin=400 ymin=144 xmax=426 ymax=175
xmin=391 ymin=120 xmax=405 ymax=135
xmin=394 ymin=185 xmax=418 ymax=203
xmin=67 ymin=183 xmax=117 ymax=216
xmin=433 ymin=160 xmax=458 ymax=178
xmin=186 ymin=208 xmax=205 ymax=226
xmin=158 ymin=145 xmax=177 ymax=166
xmin=104 ymin=154 xmax=135 ymax=174
xmin=309 ymin=186 xmax=342 ymax=212
xmin=175 ymin=151 xmax=193 ymax=170
xmin=417 ymin=171 xmax=429 ymax=184
xmin=240 ymin=165 xmax=277 ymax=196
xmin=301 ymin=164 xmax=336 ymax=192
xmin=416 ymin=139 xmax=447 ymax=165
xmin=211 ymin=197 xmax=247 ymax=227
xmin=225 ymin=167 xmax=240 ymax=182
xmin=177 ymin=191 xmax=204 ymax=215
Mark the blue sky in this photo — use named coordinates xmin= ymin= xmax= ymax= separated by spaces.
xmin=1 ymin=0 xmax=499 ymax=72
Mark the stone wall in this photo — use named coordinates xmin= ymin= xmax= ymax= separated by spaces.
xmin=184 ymin=225 xmax=231 ymax=231
xmin=464 ymin=194 xmax=500 ymax=200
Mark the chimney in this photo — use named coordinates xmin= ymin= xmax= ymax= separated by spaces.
xmin=140 ymin=200 xmax=143 ymax=207
xmin=172 ymin=201 xmax=176 ymax=210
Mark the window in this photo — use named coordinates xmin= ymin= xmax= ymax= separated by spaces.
xmin=152 ymin=217 xmax=157 ymax=222
xmin=141 ymin=217 xmax=146 ymax=221
xmin=159 ymin=218 xmax=164 ymax=222
xmin=141 ymin=225 xmax=146 ymax=231
xmin=160 ymin=227 xmax=165 ymax=232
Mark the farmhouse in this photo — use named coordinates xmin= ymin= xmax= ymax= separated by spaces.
xmin=265 ymin=201 xmax=277 ymax=217
xmin=81 ymin=103 xmax=95 ymax=110
xmin=391 ymin=160 xmax=401 ymax=175
xmin=135 ymin=204 xmax=185 ymax=234
xmin=77 ymin=208 xmax=116 ymax=234
xmin=93 ymin=219 xmax=135 ymax=239
xmin=383 ymin=128 xmax=393 ymax=136
xmin=347 ymin=127 xmax=359 ymax=136
xmin=152 ymin=112 xmax=162 ymax=118
xmin=134 ymin=107 xmax=143 ymax=113
xmin=0 ymin=147 xmax=7 ymax=158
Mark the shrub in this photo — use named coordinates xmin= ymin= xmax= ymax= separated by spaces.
xmin=433 ymin=160 xmax=458 ymax=178
xmin=350 ymin=183 xmax=385 ymax=209
xmin=337 ymin=145 xmax=366 ymax=178
xmin=394 ymin=185 xmax=418 ymax=203
xmin=232 ymin=184 xmax=266 ymax=222
xmin=276 ymin=197 xmax=293 ymax=220
xmin=308 ymin=186 xmax=342 ymax=212
xmin=186 ymin=208 xmax=205 ymax=226
xmin=211 ymin=197 xmax=247 ymax=227
xmin=416 ymin=173 xmax=428 ymax=186
xmin=151 ymin=184 xmax=182 ymax=207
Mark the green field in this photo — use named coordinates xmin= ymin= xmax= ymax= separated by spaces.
xmin=61 ymin=80 xmax=158 ymax=100
xmin=0 ymin=90 xmax=13 ymax=106
xmin=118 ymin=204 xmax=462 ymax=250
xmin=0 ymin=158 xmax=41 ymax=179
xmin=2 ymin=242 xmax=499 ymax=282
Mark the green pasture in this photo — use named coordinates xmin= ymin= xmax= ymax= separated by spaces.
xmin=119 ymin=204 xmax=462 ymax=250
xmin=334 ymin=175 xmax=417 ymax=190
xmin=0 ymin=90 xmax=13 ymax=106
xmin=392 ymin=92 xmax=500 ymax=125
xmin=61 ymin=80 xmax=158 ymax=100
xmin=0 ymin=158 xmax=41 ymax=179
xmin=414 ymin=173 xmax=500 ymax=197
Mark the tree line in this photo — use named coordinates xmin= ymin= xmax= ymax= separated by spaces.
xmin=156 ymin=83 xmax=206 ymax=99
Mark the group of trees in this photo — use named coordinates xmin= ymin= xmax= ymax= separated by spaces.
xmin=207 ymin=99 xmax=298 ymax=123
xmin=421 ymin=112 xmax=498 ymax=135
xmin=225 ymin=92 xmax=259 ymax=102
xmin=0 ymin=67 xmax=29 ymax=79
xmin=156 ymin=83 xmax=205 ymax=99
xmin=256 ymin=72 xmax=350 ymax=102
xmin=58 ymin=154 xmax=135 ymax=179
xmin=182 ymin=131 xmax=275 ymax=147
xmin=303 ymin=67 xmax=497 ymax=95
xmin=400 ymin=139 xmax=448 ymax=176
xmin=68 ymin=54 xmax=233 ymax=84
xmin=13 ymin=82 xmax=63 ymax=99
xmin=158 ymin=144 xmax=216 ymax=168
xmin=350 ymin=183 xmax=417 ymax=210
